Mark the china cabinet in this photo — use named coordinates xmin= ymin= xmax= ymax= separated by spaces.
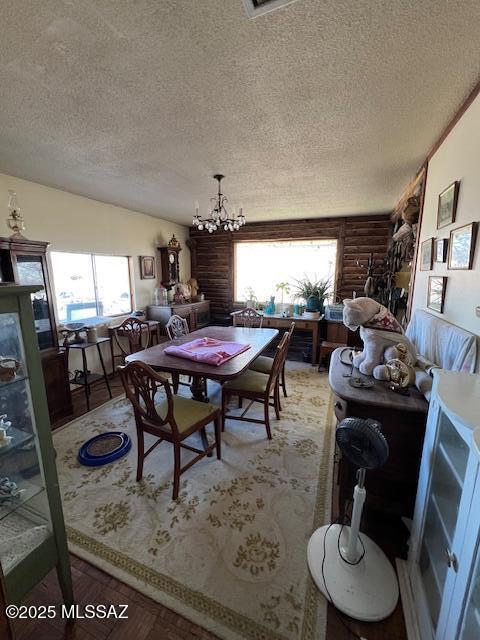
xmin=0 ymin=237 xmax=72 ymax=422
xmin=400 ymin=370 xmax=480 ymax=640
xmin=0 ymin=284 xmax=73 ymax=606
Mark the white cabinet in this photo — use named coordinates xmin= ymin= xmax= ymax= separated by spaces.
xmin=403 ymin=371 xmax=480 ymax=640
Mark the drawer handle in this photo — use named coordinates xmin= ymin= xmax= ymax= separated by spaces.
xmin=445 ymin=548 xmax=458 ymax=572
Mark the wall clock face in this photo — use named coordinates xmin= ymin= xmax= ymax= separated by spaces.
xmin=169 ymin=253 xmax=175 ymax=264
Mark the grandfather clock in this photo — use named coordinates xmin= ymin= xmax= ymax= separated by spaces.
xmin=158 ymin=235 xmax=181 ymax=287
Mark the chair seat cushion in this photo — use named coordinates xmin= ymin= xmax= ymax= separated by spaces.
xmin=223 ymin=369 xmax=269 ymax=394
xmin=248 ymin=355 xmax=273 ymax=374
xmin=156 ymin=396 xmax=218 ymax=434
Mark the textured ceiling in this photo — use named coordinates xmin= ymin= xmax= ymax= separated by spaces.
xmin=0 ymin=0 xmax=479 ymax=225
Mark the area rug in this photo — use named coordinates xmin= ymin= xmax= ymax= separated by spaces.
xmin=53 ymin=362 xmax=335 ymax=640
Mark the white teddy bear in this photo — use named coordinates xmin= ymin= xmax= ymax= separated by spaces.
xmin=343 ymin=297 xmax=416 ymax=379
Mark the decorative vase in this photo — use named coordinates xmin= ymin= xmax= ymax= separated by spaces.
xmin=306 ymin=294 xmax=320 ymax=312
xmin=265 ymin=296 xmax=275 ymax=314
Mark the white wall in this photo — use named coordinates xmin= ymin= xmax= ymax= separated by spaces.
xmin=0 ymin=173 xmax=190 ymax=374
xmin=411 ymin=94 xmax=480 ymax=344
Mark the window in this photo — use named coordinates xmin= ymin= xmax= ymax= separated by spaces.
xmin=51 ymin=252 xmax=132 ymax=323
xmin=234 ymin=239 xmax=337 ymax=303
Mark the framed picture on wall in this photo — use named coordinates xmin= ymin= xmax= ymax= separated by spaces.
xmin=420 ymin=238 xmax=434 ymax=271
xmin=139 ymin=255 xmax=156 ymax=279
xmin=434 ymin=237 xmax=448 ymax=262
xmin=427 ymin=276 xmax=447 ymax=313
xmin=448 ymin=222 xmax=477 ymax=270
xmin=437 ymin=181 xmax=460 ymax=229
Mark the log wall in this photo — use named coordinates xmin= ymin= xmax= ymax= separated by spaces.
xmin=188 ymin=214 xmax=392 ymax=321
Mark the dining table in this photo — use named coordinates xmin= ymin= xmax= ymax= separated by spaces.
xmin=124 ymin=325 xmax=279 ymax=403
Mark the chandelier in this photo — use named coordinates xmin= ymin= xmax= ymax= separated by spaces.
xmin=192 ymin=174 xmax=246 ymax=233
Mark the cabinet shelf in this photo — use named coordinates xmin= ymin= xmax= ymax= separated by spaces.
xmin=69 ymin=372 xmax=105 ymax=387
xmin=438 ymin=441 xmax=464 ymax=489
xmin=0 ymin=483 xmax=45 ymax=523
xmin=0 ymin=374 xmax=27 ymax=389
xmin=431 ymin=492 xmax=453 ymax=548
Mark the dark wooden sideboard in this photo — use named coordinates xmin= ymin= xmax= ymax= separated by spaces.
xmin=146 ymin=301 xmax=210 ymax=334
xmin=329 ymin=347 xmax=428 ymax=521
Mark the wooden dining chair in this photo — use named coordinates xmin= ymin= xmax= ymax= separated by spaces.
xmin=166 ymin=314 xmax=190 ymax=340
xmin=112 ymin=317 xmax=151 ymax=366
xmin=119 ymin=361 xmax=221 ymax=500
xmin=232 ymin=307 xmax=263 ymax=328
xmin=248 ymin=322 xmax=295 ymax=400
xmin=221 ymin=332 xmax=289 ymax=440
xmin=165 ymin=314 xmax=192 ymax=393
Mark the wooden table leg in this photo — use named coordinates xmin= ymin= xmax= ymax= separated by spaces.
xmin=97 ymin=342 xmax=112 ymax=399
xmin=108 ymin=328 xmax=115 ymax=376
xmin=312 ymin=323 xmax=319 ymax=365
xmin=81 ymin=347 xmax=90 ymax=411
xmin=190 ymin=375 xmax=209 ymax=403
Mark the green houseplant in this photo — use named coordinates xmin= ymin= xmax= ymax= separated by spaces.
xmin=292 ymin=275 xmax=331 ymax=313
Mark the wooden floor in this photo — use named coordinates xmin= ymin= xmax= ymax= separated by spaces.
xmin=10 ymin=370 xmax=407 ymax=640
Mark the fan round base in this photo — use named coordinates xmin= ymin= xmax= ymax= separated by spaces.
xmin=307 ymin=524 xmax=399 ymax=622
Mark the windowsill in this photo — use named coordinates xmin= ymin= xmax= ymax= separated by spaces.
xmin=58 ymin=316 xmax=115 ymax=328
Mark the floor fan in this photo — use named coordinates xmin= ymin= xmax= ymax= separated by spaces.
xmin=307 ymin=417 xmax=399 ymax=621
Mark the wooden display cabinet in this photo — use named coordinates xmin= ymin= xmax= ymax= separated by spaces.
xmin=0 ymin=237 xmax=72 ymax=423
xmin=0 ymin=285 xmax=73 ymax=607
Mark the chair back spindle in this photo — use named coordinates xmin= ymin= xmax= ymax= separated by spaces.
xmin=166 ymin=314 xmax=190 ymax=340
xmin=113 ymin=317 xmax=151 ymax=358
xmin=233 ymin=307 xmax=263 ymax=328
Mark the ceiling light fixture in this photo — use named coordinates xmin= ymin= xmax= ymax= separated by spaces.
xmin=242 ymin=0 xmax=300 ymax=19
xmin=192 ymin=175 xmax=246 ymax=233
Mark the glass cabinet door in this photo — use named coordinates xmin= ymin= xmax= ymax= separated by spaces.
xmin=0 ymin=311 xmax=52 ymax=576
xmin=419 ymin=412 xmax=470 ymax=630
xmin=15 ymin=255 xmax=54 ymax=350
xmin=459 ymin=540 xmax=480 ymax=640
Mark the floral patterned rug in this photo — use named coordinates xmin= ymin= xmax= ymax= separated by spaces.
xmin=53 ymin=362 xmax=335 ymax=640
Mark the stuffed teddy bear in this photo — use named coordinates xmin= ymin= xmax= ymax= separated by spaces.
xmin=343 ymin=297 xmax=416 ymax=377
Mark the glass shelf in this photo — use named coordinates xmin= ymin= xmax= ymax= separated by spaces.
xmin=0 ymin=483 xmax=45 ymax=523
xmin=0 ymin=490 xmax=50 ymax=574
xmin=0 ymin=374 xmax=27 ymax=389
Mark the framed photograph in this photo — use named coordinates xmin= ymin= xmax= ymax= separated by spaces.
xmin=139 ymin=255 xmax=156 ymax=279
xmin=448 ymin=222 xmax=477 ymax=270
xmin=437 ymin=181 xmax=460 ymax=229
xmin=434 ymin=237 xmax=448 ymax=263
xmin=427 ymin=276 xmax=447 ymax=313
xmin=420 ymin=238 xmax=434 ymax=271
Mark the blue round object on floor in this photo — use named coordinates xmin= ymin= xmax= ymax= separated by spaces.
xmin=78 ymin=432 xmax=131 ymax=467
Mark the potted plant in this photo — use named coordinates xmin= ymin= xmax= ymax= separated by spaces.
xmin=275 ymin=281 xmax=291 ymax=314
xmin=291 ymin=275 xmax=331 ymax=314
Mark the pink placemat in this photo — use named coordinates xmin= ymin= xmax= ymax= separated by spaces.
xmin=164 ymin=337 xmax=250 ymax=366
